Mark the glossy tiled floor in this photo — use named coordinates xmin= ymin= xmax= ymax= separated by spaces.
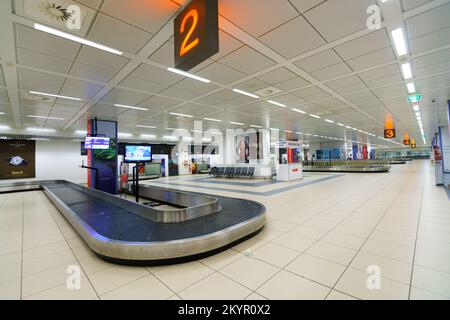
xmin=1 ymin=160 xmax=449 ymax=300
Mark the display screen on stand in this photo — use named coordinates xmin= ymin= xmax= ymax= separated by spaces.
xmin=124 ymin=145 xmax=152 ymax=163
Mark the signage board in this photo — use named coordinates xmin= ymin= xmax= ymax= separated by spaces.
xmin=384 ymin=129 xmax=396 ymax=139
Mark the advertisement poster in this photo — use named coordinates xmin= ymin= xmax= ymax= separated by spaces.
xmin=235 ymin=133 xmax=264 ymax=163
xmin=0 ymin=140 xmax=36 ymax=180
xmin=235 ymin=135 xmax=249 ymax=163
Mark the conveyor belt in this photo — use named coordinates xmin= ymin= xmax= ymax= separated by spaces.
xmin=302 ymin=165 xmax=391 ymax=173
xmin=0 ymin=180 xmax=266 ymax=264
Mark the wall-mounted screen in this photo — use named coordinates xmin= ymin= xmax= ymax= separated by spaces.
xmin=124 ymin=145 xmax=152 ymax=163
xmin=85 ymin=137 xmax=110 ymax=150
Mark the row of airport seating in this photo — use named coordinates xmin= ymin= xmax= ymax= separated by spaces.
xmin=210 ymin=167 xmax=255 ymax=178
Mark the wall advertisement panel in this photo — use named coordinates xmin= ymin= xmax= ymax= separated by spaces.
xmin=0 ymin=140 xmax=36 ymax=180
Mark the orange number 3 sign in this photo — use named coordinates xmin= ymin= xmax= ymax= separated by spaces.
xmin=180 ymin=9 xmax=200 ymax=57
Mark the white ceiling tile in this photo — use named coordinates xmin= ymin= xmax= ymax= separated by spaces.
xmin=102 ymin=0 xmax=179 ymax=33
xmin=210 ymin=31 xmax=244 ymax=61
xmin=218 ymin=0 xmax=298 ymax=37
xmin=88 ymin=13 xmax=153 ymax=54
xmin=305 ymin=0 xmax=376 ymax=42
xmin=346 ymin=48 xmax=396 ymax=71
xmin=76 ymin=46 xmax=129 ymax=73
xmin=259 ymin=16 xmax=326 ymax=59
xmin=409 ymin=27 xmax=450 ymax=55
xmin=75 ymin=0 xmax=103 ymax=9
xmin=69 ymin=62 xmax=115 ymax=83
xmin=159 ymin=86 xmax=201 ymax=100
xmin=17 ymin=48 xmax=72 ymax=74
xmin=219 ymin=46 xmax=276 ymax=75
xmin=276 ymin=77 xmax=310 ymax=91
xmin=295 ymin=49 xmax=343 ymax=73
xmin=235 ymin=78 xmax=270 ymax=93
xmin=137 ymin=95 xmax=181 ymax=112
xmin=335 ymin=29 xmax=391 ymax=60
xmin=171 ymin=78 xmax=219 ymax=95
xmin=197 ymin=62 xmax=247 ymax=84
xmin=311 ymin=62 xmax=353 ymax=81
xmin=119 ymin=76 xmax=168 ymax=94
xmin=289 ymin=0 xmax=325 ymax=13
xmin=131 ymin=63 xmax=183 ymax=86
xmin=406 ymin=2 xmax=450 ymax=39
xmin=59 ymin=79 xmax=104 ymax=99
xmin=101 ymin=88 xmax=150 ymax=105
xmin=18 ymin=69 xmax=65 ymax=92
xmin=0 ymin=66 xmax=5 ymax=87
xmin=149 ymin=41 xmax=174 ymax=66
xmin=257 ymin=68 xmax=297 ymax=85
xmin=0 ymin=89 xmax=10 ymax=104
xmin=412 ymin=48 xmax=450 ymax=69
xmin=16 ymin=25 xmax=80 ymax=60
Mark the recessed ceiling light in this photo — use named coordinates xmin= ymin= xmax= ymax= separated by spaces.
xmin=136 ymin=125 xmax=156 ymax=129
xmin=141 ymin=134 xmax=156 ymax=139
xmin=230 ymin=122 xmax=245 ymax=126
xmin=267 ymin=100 xmax=286 ymax=107
xmin=118 ymin=133 xmax=132 ymax=137
xmin=29 ymin=91 xmax=82 ymax=101
xmin=337 ymin=123 xmax=344 ymax=126
xmin=232 ymin=89 xmax=259 ymax=99
xmin=285 ymin=130 xmax=294 ymax=133
xmin=250 ymin=124 xmax=262 ymax=128
xmin=163 ymin=136 xmax=178 ymax=140
xmin=0 ymin=112 xmax=6 ymax=115
xmin=34 ymin=23 xmax=123 ymax=55
xmin=26 ymin=127 xmax=56 ymax=132
xmin=309 ymin=114 xmax=320 ymax=119
xmin=0 ymin=125 xmax=10 ymax=130
xmin=413 ymin=104 xmax=420 ymax=112
xmin=292 ymin=108 xmax=306 ymax=114
xmin=75 ymin=130 xmax=87 ymax=135
xmin=203 ymin=117 xmax=222 ymax=122
xmin=170 ymin=112 xmax=194 ymax=118
xmin=167 ymin=68 xmax=211 ymax=83
xmin=401 ymin=63 xmax=413 ymax=80
xmin=27 ymin=115 xmax=64 ymax=120
xmin=345 ymin=126 xmax=351 ymax=129
xmin=325 ymin=119 xmax=335 ymax=123
xmin=115 ymin=104 xmax=148 ymax=111
xmin=391 ymin=28 xmax=408 ymax=57
xmin=407 ymin=82 xmax=416 ymax=94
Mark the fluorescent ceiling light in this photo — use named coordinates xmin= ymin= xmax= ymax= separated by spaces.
xmin=296 ymin=132 xmax=302 ymax=135
xmin=29 ymin=91 xmax=82 ymax=101
xmin=267 ymin=100 xmax=286 ymax=107
xmin=203 ymin=117 xmax=222 ymax=122
xmin=292 ymin=108 xmax=306 ymax=114
xmin=305 ymin=133 xmax=312 ymax=136
xmin=0 ymin=125 xmax=10 ymax=130
xmin=170 ymin=112 xmax=193 ymax=118
xmin=352 ymin=128 xmax=358 ymax=131
xmin=114 ymin=104 xmax=148 ymax=111
xmin=325 ymin=119 xmax=335 ymax=123
xmin=136 ymin=125 xmax=156 ymax=129
xmin=250 ymin=125 xmax=262 ymax=128
xmin=75 ymin=130 xmax=87 ymax=135
xmin=407 ymin=82 xmax=416 ymax=94
xmin=401 ymin=63 xmax=413 ymax=80
xmin=309 ymin=114 xmax=320 ymax=119
xmin=345 ymin=126 xmax=352 ymax=129
xmin=34 ymin=23 xmax=123 ymax=55
xmin=141 ymin=134 xmax=156 ymax=139
xmin=415 ymin=112 xmax=421 ymax=117
xmin=337 ymin=123 xmax=344 ymax=126
xmin=118 ymin=133 xmax=132 ymax=137
xmin=26 ymin=127 xmax=56 ymax=132
xmin=167 ymin=68 xmax=211 ymax=83
xmin=0 ymin=112 xmax=6 ymax=115
xmin=28 ymin=115 xmax=64 ymax=120
xmin=391 ymin=28 xmax=408 ymax=57
xmin=202 ymin=138 xmax=212 ymax=142
xmin=232 ymin=89 xmax=259 ymax=99
xmin=285 ymin=130 xmax=294 ymax=133
xmin=163 ymin=136 xmax=178 ymax=140
xmin=230 ymin=121 xmax=245 ymax=126
xmin=413 ymin=104 xmax=420 ymax=112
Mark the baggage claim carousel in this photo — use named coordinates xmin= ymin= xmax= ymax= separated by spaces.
xmin=0 ymin=180 xmax=266 ymax=265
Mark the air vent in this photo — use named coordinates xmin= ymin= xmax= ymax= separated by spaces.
xmin=254 ymin=86 xmax=283 ymax=97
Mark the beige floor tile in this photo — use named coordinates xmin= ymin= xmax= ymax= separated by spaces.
xmin=256 ymin=270 xmax=330 ymax=300
xmin=288 ymin=225 xmax=328 ymax=240
xmin=335 ymin=267 xmax=410 ymax=300
xmin=88 ymin=266 xmax=149 ymax=295
xmin=361 ymin=239 xmax=414 ymax=263
xmin=78 ymin=256 xmax=115 ymax=275
xmin=0 ymin=262 xmax=21 ymax=284
xmin=412 ymin=265 xmax=450 ymax=298
xmin=22 ymin=240 xmax=70 ymax=260
xmin=153 ymin=261 xmax=214 ymax=292
xmin=351 ymin=252 xmax=412 ymax=284
xmin=409 ymin=287 xmax=449 ymax=300
xmin=232 ymin=236 xmax=267 ymax=253
xmin=414 ymin=249 xmax=450 ymax=274
xmin=306 ymin=241 xmax=357 ymax=266
xmin=271 ymin=234 xmax=315 ymax=252
xmin=326 ymin=290 xmax=357 ymax=300
xmin=220 ymin=257 xmax=279 ymax=290
xmin=286 ymin=254 xmax=346 ymax=287
xmin=101 ymin=274 xmax=173 ymax=300
xmin=179 ymin=273 xmax=251 ymax=300
xmin=245 ymin=292 xmax=267 ymax=300
xmin=22 ymin=249 xmax=77 ymax=277
xmin=0 ymin=279 xmax=21 ymax=300
xmin=252 ymin=243 xmax=299 ymax=268
xmin=321 ymin=232 xmax=366 ymax=250
xmin=167 ymin=294 xmax=182 ymax=300
xmin=25 ymin=276 xmax=97 ymax=300
xmin=200 ymin=250 xmax=243 ymax=271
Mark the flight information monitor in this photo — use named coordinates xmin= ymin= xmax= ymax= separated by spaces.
xmin=85 ymin=137 xmax=110 ymax=150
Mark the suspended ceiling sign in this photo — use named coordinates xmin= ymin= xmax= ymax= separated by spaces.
xmin=384 ymin=129 xmax=396 ymax=139
xmin=174 ymin=0 xmax=219 ymax=71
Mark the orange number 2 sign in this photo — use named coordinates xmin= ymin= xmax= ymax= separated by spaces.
xmin=179 ymin=9 xmax=200 ymax=57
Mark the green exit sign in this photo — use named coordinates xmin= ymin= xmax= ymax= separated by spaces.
xmin=408 ymin=94 xmax=423 ymax=103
